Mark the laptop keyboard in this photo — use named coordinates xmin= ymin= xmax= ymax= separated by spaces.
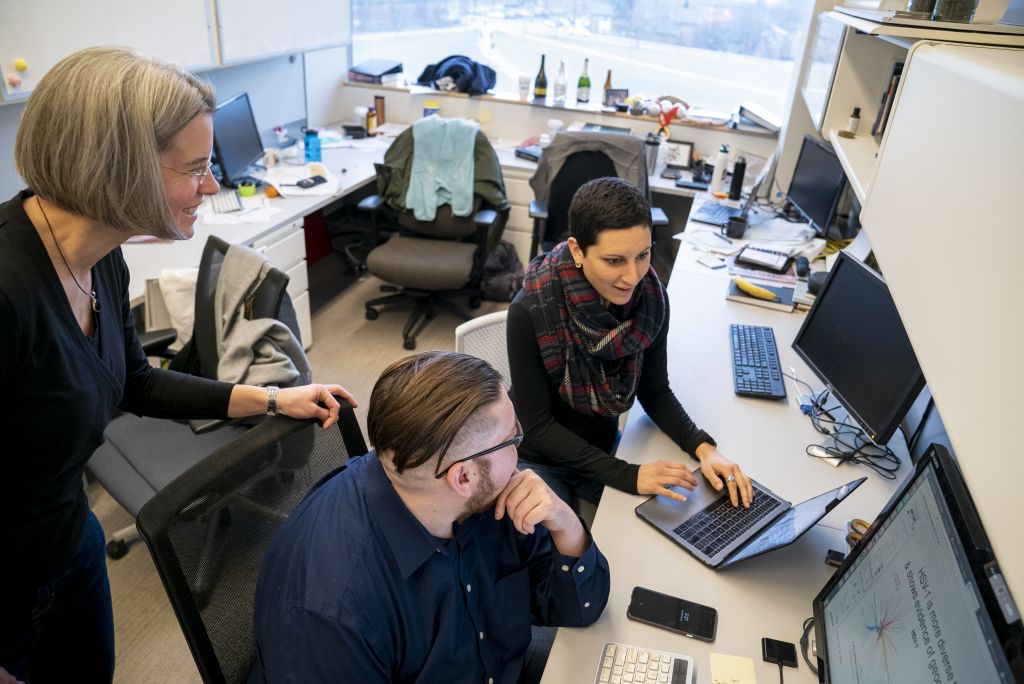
xmin=595 ymin=642 xmax=692 ymax=684
xmin=673 ymin=484 xmax=781 ymax=558
xmin=692 ymin=202 xmax=738 ymax=226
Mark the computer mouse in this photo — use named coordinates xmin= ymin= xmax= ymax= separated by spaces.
xmin=808 ymin=271 xmax=828 ymax=295
xmin=794 ymin=256 xmax=809 ymax=278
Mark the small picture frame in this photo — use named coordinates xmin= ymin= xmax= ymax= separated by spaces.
xmin=603 ymin=88 xmax=629 ymax=107
xmin=665 ymin=140 xmax=694 ymax=170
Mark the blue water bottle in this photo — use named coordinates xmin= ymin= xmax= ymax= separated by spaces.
xmin=304 ymin=128 xmax=321 ymax=163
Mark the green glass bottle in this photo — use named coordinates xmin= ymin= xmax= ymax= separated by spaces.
xmin=533 ymin=54 xmax=547 ymax=101
xmin=577 ymin=58 xmax=591 ymax=104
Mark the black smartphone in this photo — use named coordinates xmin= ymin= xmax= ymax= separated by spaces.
xmin=296 ymin=174 xmax=327 ymax=189
xmin=627 ymin=586 xmax=717 ymax=642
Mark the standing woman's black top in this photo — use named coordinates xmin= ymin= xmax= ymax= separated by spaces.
xmin=0 ymin=190 xmax=233 ymax=586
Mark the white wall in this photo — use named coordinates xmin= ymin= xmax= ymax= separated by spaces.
xmin=774 ymin=0 xmax=838 ymax=196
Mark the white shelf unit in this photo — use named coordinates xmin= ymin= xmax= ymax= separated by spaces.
xmin=818 ymin=10 xmax=1024 ymax=204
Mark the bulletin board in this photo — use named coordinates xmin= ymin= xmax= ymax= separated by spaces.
xmin=0 ymin=0 xmax=216 ymax=101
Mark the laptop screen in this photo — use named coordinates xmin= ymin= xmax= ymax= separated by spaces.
xmin=721 ymin=478 xmax=864 ymax=567
xmin=814 ymin=445 xmax=1021 ymax=682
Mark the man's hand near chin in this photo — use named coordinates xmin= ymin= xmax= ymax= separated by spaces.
xmin=494 ymin=469 xmax=588 ymax=557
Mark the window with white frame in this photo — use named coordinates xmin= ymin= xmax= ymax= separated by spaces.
xmin=351 ymin=0 xmax=811 ymax=118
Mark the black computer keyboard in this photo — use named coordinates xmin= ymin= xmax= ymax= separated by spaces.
xmin=672 ymin=484 xmax=780 ymax=558
xmin=730 ymin=324 xmax=786 ymax=399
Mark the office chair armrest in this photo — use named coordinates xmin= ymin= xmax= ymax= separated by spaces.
xmin=473 ymin=208 xmax=498 ymax=229
xmin=528 ymin=200 xmax=548 ymax=220
xmin=357 ymin=194 xmax=385 ymax=212
xmin=139 ymin=328 xmax=178 ymax=358
xmin=651 ymin=207 xmax=669 ymax=227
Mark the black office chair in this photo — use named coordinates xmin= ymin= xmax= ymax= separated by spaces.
xmin=528 ymin=131 xmax=668 ymax=257
xmin=136 ymin=411 xmax=367 ymax=684
xmin=89 ymin=235 xmax=304 ymax=558
xmin=359 ymin=124 xmax=509 ymax=349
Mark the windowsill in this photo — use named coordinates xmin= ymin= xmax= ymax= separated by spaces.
xmin=343 ymin=82 xmax=777 ymax=139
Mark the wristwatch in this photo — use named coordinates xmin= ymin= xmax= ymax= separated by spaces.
xmin=266 ymin=386 xmax=279 ymax=416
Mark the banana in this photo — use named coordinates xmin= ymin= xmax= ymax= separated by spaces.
xmin=733 ymin=276 xmax=779 ymax=302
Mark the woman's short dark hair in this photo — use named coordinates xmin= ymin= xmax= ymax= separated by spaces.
xmin=569 ymin=177 xmax=652 ymax=252
xmin=368 ymin=351 xmax=504 ymax=474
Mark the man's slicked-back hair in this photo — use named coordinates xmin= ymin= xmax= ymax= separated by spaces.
xmin=368 ymin=351 xmax=505 ymax=474
xmin=15 ymin=46 xmax=215 ymax=239
xmin=569 ymin=177 xmax=652 ymax=251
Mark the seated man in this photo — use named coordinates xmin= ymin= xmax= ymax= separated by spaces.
xmin=250 ymin=351 xmax=610 ymax=683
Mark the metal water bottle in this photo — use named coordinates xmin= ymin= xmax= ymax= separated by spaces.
xmin=729 ymin=156 xmax=746 ymax=200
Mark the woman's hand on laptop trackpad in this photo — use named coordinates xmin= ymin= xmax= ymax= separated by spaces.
xmin=637 ymin=461 xmax=698 ymax=502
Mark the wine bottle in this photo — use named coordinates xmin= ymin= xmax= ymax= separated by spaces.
xmin=554 ymin=60 xmax=567 ymax=106
xmin=603 ymin=69 xmax=613 ymax=105
xmin=533 ymin=54 xmax=547 ymax=100
xmin=577 ymin=58 xmax=591 ymax=104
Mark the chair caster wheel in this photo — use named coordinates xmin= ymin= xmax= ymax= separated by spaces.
xmin=106 ymin=540 xmax=129 ymax=560
xmin=469 ymin=296 xmax=482 ymax=309
xmin=403 ymin=338 xmax=416 ymax=350
xmin=365 ymin=308 xmax=379 ymax=320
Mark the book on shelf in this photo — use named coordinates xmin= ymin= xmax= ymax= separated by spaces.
xmin=725 ymin=279 xmax=796 ymax=313
xmin=348 ymin=59 xmax=403 ymax=84
xmin=871 ymin=62 xmax=904 ymax=140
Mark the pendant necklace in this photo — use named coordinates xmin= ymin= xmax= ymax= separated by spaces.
xmin=37 ymin=197 xmax=101 ymax=313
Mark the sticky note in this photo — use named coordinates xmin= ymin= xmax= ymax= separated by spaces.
xmin=709 ymin=652 xmax=756 ymax=684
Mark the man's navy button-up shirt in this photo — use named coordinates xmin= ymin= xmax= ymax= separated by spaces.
xmin=250 ymin=451 xmax=610 ymax=683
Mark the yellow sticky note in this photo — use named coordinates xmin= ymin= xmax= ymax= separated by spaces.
xmin=709 ymin=652 xmax=757 ymax=684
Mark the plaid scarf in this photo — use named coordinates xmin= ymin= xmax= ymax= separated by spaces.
xmin=521 ymin=241 xmax=666 ymax=417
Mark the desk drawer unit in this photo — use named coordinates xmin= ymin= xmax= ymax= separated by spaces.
xmin=254 ymin=220 xmax=312 ymax=349
xmin=501 ymin=169 xmax=536 ymax=266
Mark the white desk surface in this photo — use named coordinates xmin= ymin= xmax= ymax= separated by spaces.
xmin=540 ymin=246 xmax=910 ymax=684
xmin=122 ymin=137 xmax=698 ymax=305
xmin=121 ymin=144 xmax=386 ymax=304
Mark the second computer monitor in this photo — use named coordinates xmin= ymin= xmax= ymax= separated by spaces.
xmin=212 ymin=92 xmax=264 ymax=188
xmin=787 ymin=135 xmax=846 ymax=236
xmin=792 ymin=251 xmax=925 ymax=446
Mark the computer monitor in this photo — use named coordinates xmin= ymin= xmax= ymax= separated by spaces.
xmin=787 ymin=135 xmax=846 ymax=236
xmin=212 ymin=92 xmax=264 ymax=188
xmin=812 ymin=443 xmax=1022 ymax=683
xmin=792 ymin=251 xmax=924 ymax=446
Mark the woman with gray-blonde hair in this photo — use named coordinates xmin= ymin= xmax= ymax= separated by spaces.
xmin=0 ymin=47 xmax=355 ymax=683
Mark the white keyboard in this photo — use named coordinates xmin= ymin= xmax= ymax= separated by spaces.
xmin=595 ymin=641 xmax=694 ymax=684
xmin=208 ymin=189 xmax=242 ymax=213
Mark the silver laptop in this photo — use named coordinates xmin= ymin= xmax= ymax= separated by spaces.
xmin=690 ymin=149 xmax=778 ymax=227
xmin=635 ymin=474 xmax=864 ymax=569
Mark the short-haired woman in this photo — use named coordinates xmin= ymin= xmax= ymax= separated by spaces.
xmin=507 ymin=177 xmax=754 ymax=512
xmin=0 ymin=47 xmax=354 ymax=683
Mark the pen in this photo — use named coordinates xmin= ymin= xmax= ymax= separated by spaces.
xmin=711 ymin=232 xmax=733 ymax=245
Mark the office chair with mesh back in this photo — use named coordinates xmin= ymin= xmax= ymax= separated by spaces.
xmin=137 ymin=410 xmax=367 ymax=684
xmin=360 ymin=124 xmax=509 ymax=349
xmin=455 ymin=310 xmax=510 ymax=391
xmin=88 ymin=235 xmax=303 ymax=559
xmin=527 ymin=131 xmax=668 ymax=258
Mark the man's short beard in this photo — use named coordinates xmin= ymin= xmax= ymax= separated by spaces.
xmin=457 ymin=458 xmax=498 ymax=523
